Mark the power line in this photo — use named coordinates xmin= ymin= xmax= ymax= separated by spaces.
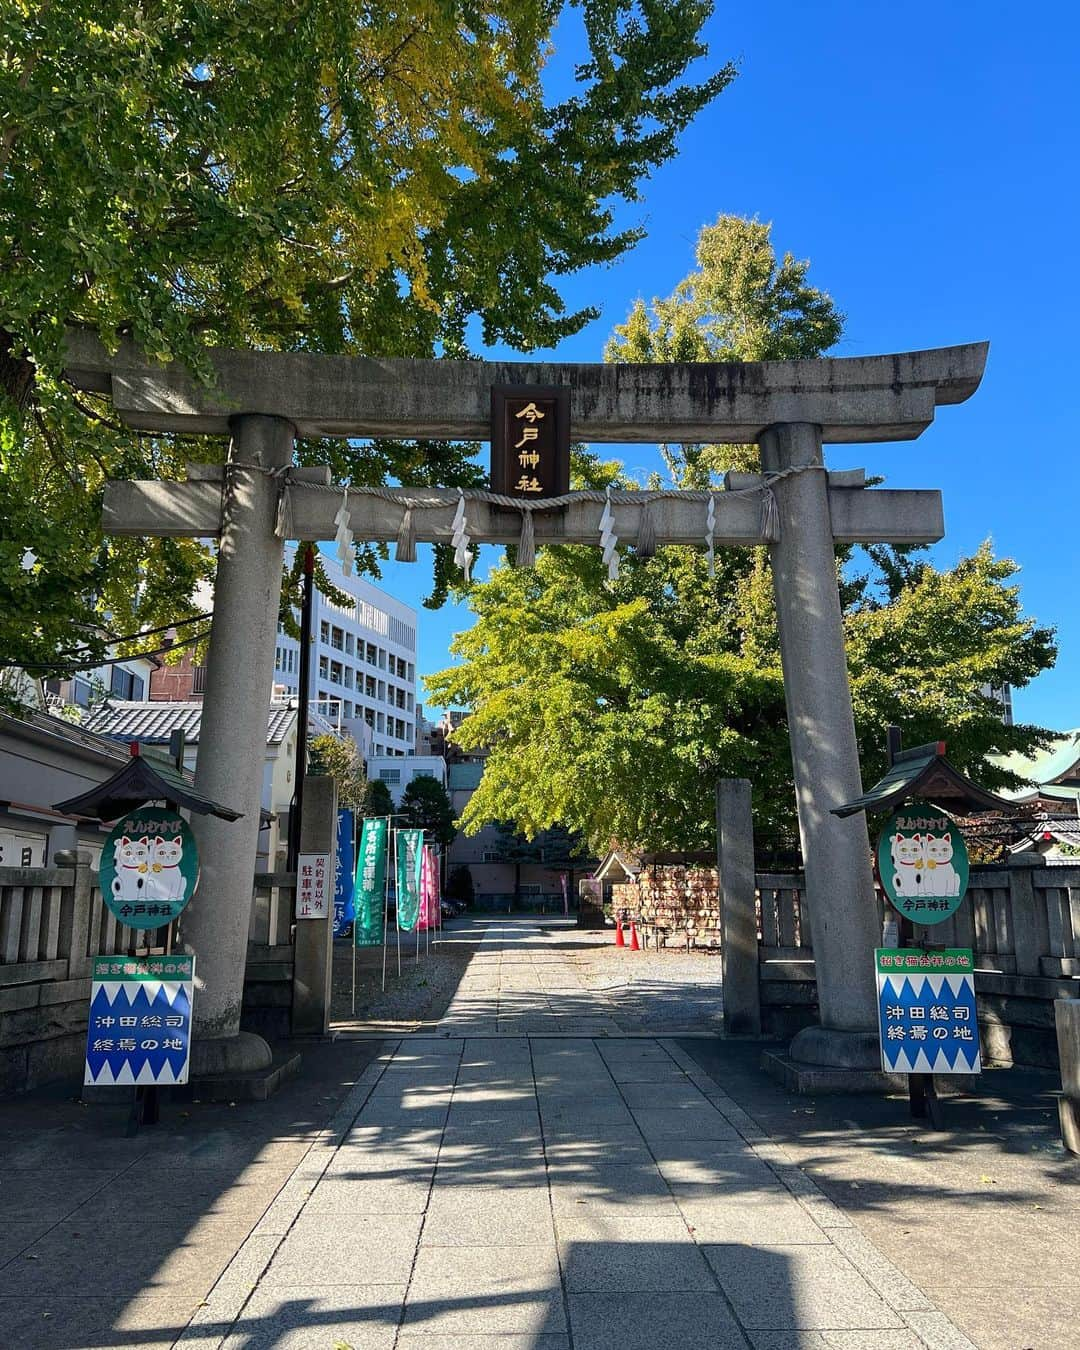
xmin=1 ymin=625 xmax=213 ymax=672
xmin=50 ymin=611 xmax=212 ymax=658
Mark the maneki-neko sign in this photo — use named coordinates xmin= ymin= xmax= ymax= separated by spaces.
xmin=876 ymin=800 xmax=970 ymax=925
xmin=99 ymin=810 xmax=200 ymax=930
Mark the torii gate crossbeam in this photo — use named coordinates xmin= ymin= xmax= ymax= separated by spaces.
xmin=64 ymin=335 xmax=989 ymax=1077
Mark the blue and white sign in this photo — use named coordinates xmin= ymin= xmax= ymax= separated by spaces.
xmin=876 ymin=948 xmax=981 ymax=1075
xmin=333 ymin=807 xmax=356 ymax=937
xmin=84 ymin=955 xmax=194 ymax=1086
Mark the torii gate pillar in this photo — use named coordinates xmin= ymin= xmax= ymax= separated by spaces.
xmin=186 ymin=414 xmax=294 ymax=1070
xmin=761 ymin=423 xmax=880 ymax=1065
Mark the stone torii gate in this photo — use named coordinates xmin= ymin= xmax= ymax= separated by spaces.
xmin=64 ymin=332 xmax=988 ymax=1076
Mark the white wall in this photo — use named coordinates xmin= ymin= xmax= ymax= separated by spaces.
xmin=366 ymin=755 xmax=447 ymax=807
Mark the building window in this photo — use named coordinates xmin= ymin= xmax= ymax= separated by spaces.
xmin=320 ymin=621 xmax=330 ymax=644
xmin=331 ymin=626 xmax=344 ymax=651
xmin=330 ymin=660 xmax=343 ymax=685
xmin=414 ymin=769 xmax=433 ymax=779
xmin=345 ymin=633 xmax=354 ymax=655
xmin=343 ymin=667 xmax=353 ymax=689
xmin=319 ymin=656 xmax=329 ymax=679
xmin=365 ymin=675 xmax=376 ymax=698
xmin=343 ymin=700 xmax=353 ymax=718
xmin=364 ymin=709 xmax=375 ymax=727
xmin=366 ymin=642 xmax=377 ymax=665
xmin=110 ymin=667 xmax=143 ymax=700
xmin=482 ymin=850 xmax=500 ymax=863
xmin=192 ymin=664 xmax=208 ymax=693
xmin=379 ymin=768 xmax=401 ymax=785
xmin=376 ymin=712 xmax=385 ymax=733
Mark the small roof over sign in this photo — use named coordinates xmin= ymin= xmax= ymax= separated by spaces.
xmin=53 ymin=744 xmax=243 ymax=822
xmin=831 ymin=742 xmax=1013 ymax=818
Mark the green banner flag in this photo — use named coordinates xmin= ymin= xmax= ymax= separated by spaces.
xmin=395 ymin=828 xmax=424 ymax=932
xmin=354 ymin=817 xmax=388 ymax=947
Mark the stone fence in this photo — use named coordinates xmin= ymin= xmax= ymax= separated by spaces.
xmin=0 ymin=854 xmax=304 ymax=1093
xmin=0 ymin=852 xmax=169 ymax=1091
xmin=752 ymin=858 xmax=1080 ymax=1066
xmin=607 ymin=817 xmax=1080 ymax=1068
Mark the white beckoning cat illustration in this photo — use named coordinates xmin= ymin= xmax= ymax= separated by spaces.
xmin=923 ymin=831 xmax=961 ymax=896
xmin=889 ymin=832 xmax=925 ymax=894
xmin=112 ymin=835 xmax=150 ymax=901
xmin=148 ymin=835 xmax=186 ymax=902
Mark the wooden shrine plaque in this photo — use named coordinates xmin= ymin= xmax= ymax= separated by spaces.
xmin=490 ymin=386 xmax=570 ymax=499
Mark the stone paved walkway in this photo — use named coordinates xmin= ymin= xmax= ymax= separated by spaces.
xmin=436 ymin=916 xmax=725 ymax=1035
xmin=176 ymin=921 xmax=975 ymax=1349
xmin=6 ymin=919 xmax=1067 ymax=1348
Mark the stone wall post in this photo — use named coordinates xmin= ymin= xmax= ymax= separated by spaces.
xmin=185 ymin=414 xmax=295 ymax=1067
xmin=1007 ymin=853 xmax=1048 ymax=978
xmin=759 ymin=423 xmax=880 ymax=1064
xmin=716 ymin=778 xmax=761 ymax=1036
xmin=291 ymin=775 xmax=337 ymax=1037
xmin=55 ymin=849 xmax=93 ymax=980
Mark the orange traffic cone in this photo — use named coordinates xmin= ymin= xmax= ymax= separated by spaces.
xmin=630 ymin=920 xmax=641 ymax=951
xmin=615 ymin=917 xmax=625 ymax=947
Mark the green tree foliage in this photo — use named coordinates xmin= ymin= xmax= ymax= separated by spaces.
xmin=307 ymin=732 xmax=367 ymax=810
xmin=426 ymin=216 xmax=1057 ymax=852
xmin=400 ymin=774 xmax=456 ymax=849
xmin=1 ymin=1 xmax=733 ymax=673
xmin=361 ymin=778 xmax=395 ymax=820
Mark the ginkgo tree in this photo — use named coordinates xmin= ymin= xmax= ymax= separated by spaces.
xmin=426 ymin=216 xmax=1056 ymax=853
xmin=0 ymin=0 xmax=732 ymax=682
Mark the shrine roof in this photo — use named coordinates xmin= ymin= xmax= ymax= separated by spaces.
xmin=832 ymin=742 xmax=1013 ymax=818
xmin=53 ymin=746 xmax=242 ymax=822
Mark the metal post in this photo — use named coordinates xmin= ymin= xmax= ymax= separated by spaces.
xmin=288 ymin=544 xmax=315 ymax=871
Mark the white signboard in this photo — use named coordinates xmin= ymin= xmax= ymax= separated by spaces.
xmin=296 ymin=851 xmax=331 ymax=919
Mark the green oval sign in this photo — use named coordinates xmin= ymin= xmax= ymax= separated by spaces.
xmin=100 ymin=810 xmax=200 ymax=929
xmin=876 ymin=799 xmax=969 ymax=924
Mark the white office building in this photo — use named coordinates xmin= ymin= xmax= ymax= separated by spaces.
xmin=273 ymin=548 xmax=419 ymax=759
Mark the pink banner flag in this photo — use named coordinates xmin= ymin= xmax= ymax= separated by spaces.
xmin=419 ymin=844 xmax=436 ymax=930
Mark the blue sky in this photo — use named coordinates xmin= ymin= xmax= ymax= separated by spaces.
xmin=367 ymin=1 xmax=1079 ymax=732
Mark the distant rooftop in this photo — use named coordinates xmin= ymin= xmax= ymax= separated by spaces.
xmin=85 ymin=700 xmax=334 ymax=747
xmin=989 ymin=730 xmax=1080 ymax=799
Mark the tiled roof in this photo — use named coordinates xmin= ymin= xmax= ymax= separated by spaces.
xmin=832 ymin=742 xmax=1012 ymax=817
xmin=85 ymin=700 xmax=304 ymax=747
xmin=990 ymin=731 xmax=1080 ymax=797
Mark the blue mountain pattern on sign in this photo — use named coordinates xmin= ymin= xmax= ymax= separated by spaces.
xmin=85 ymin=980 xmax=192 ymax=1085
xmin=877 ymin=972 xmax=981 ymax=1073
